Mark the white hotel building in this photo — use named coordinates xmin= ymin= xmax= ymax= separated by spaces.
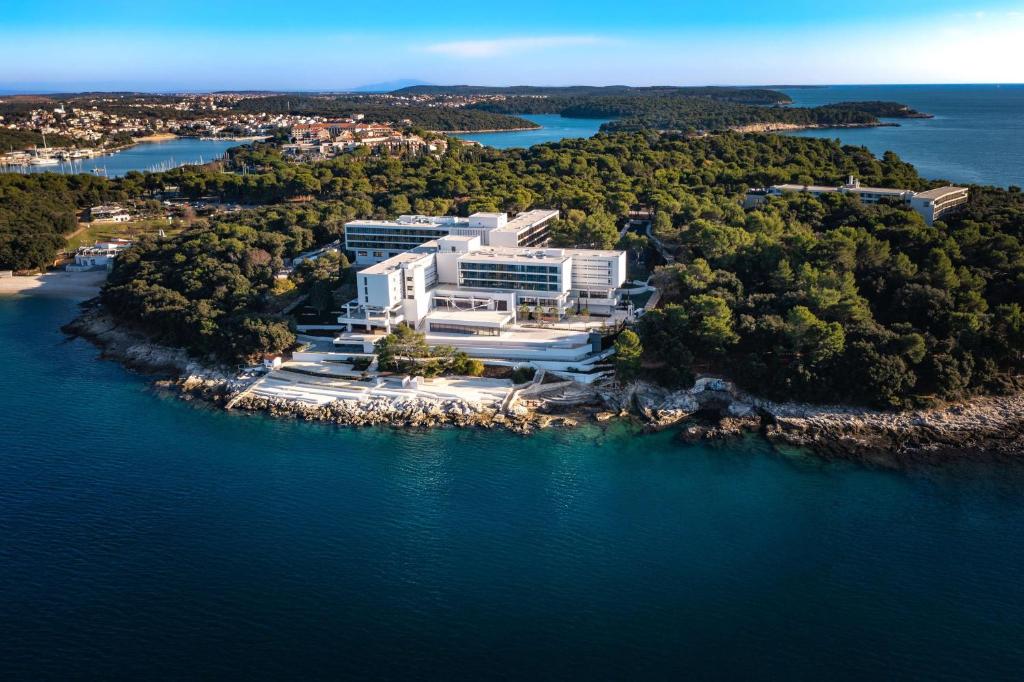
xmin=344 ymin=209 xmax=560 ymax=265
xmin=755 ymin=177 xmax=968 ymax=226
xmin=338 ymin=231 xmax=626 ymax=337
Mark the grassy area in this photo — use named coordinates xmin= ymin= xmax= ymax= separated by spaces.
xmin=66 ymin=218 xmax=186 ymax=251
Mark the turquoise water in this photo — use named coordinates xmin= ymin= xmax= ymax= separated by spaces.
xmin=781 ymin=85 xmax=1024 ymax=188
xmin=454 ymin=114 xmax=609 ymax=149
xmin=7 ymin=138 xmax=243 ymax=178
xmin=3 ymin=296 xmax=1024 ymax=679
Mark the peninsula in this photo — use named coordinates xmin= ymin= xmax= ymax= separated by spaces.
xmin=5 ymin=101 xmax=1015 ymax=465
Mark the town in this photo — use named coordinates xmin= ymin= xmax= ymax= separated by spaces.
xmin=0 ymin=91 xmax=526 ymax=168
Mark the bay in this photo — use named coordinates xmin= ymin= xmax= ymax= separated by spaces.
xmin=453 ymin=114 xmax=609 ymax=149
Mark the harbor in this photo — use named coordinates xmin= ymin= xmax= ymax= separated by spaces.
xmin=0 ymin=137 xmax=245 ymax=177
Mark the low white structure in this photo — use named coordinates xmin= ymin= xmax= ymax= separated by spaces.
xmin=66 ymin=239 xmax=132 ymax=272
xmin=337 ymin=326 xmax=604 ymax=363
xmin=89 ymin=205 xmax=131 ymax=223
xmin=751 ymin=177 xmax=968 ymax=225
xmin=291 ymin=240 xmax=342 ymax=266
xmin=344 ymin=209 xmax=560 ymax=264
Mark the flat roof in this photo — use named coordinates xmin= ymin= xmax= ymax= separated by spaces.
xmin=915 ymin=186 xmax=967 ymax=200
xmin=774 ymin=184 xmax=840 ymax=193
xmin=458 ymin=247 xmax=570 ymax=264
xmin=564 ymin=248 xmax=624 ymax=258
xmin=774 ymin=183 xmax=909 ymax=195
xmin=345 ymin=209 xmax=560 ymax=234
xmin=848 ymin=186 xmax=911 ymax=195
xmin=359 ymin=251 xmax=432 ymax=275
xmin=346 ymin=218 xmax=458 ymax=228
xmin=490 ymin=209 xmax=560 ymax=234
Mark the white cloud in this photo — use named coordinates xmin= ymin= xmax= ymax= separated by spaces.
xmin=420 ymin=35 xmax=608 ymax=58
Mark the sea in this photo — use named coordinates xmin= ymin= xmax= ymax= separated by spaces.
xmin=453 ymin=114 xmax=609 ymax=149
xmin=454 ymin=87 xmax=1024 ymax=189
xmin=3 ymin=297 xmax=1024 ymax=680
xmin=5 ymin=138 xmax=245 ymax=178
xmin=780 ymin=84 xmax=1024 ymax=188
xmin=4 ymin=86 xmax=1024 ymax=679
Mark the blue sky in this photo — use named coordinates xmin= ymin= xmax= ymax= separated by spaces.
xmin=2 ymin=1 xmax=1023 ymax=91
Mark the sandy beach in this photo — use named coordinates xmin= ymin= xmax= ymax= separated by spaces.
xmin=0 ymin=271 xmax=107 ymax=301
xmin=132 ymin=133 xmax=179 ymax=142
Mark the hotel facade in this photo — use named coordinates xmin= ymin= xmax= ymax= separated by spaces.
xmin=750 ymin=177 xmax=968 ymax=225
xmin=338 ymin=227 xmax=626 ymax=337
xmin=344 ymin=209 xmax=561 ymax=265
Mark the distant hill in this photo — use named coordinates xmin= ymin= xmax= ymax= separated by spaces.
xmin=392 ymin=85 xmax=791 ymax=104
xmin=352 ymin=79 xmax=432 ymax=93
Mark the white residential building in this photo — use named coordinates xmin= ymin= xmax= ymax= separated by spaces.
xmin=754 ymin=177 xmax=968 ymax=225
xmin=88 ymin=205 xmax=131 ymax=223
xmin=344 ymin=209 xmax=560 ymax=264
xmin=66 ymin=239 xmax=132 ymax=271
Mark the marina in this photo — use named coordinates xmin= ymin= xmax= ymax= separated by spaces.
xmin=0 ymin=137 xmax=245 ymax=177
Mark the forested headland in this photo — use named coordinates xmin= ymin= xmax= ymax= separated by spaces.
xmin=2 ymin=131 xmax=1022 ymax=410
xmin=230 ymin=95 xmax=539 ymax=131
xmin=399 ymin=85 xmax=931 ymax=133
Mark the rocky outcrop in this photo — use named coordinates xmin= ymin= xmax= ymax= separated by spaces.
xmin=225 ymin=394 xmax=581 ymax=434
xmin=599 ymin=377 xmax=757 ymax=430
xmin=730 ymin=122 xmax=898 ymax=134
xmin=65 ymin=307 xmax=198 ymax=375
xmin=64 ymin=306 xmax=246 ymax=398
xmin=603 ymin=378 xmax=1024 ymax=467
xmin=762 ymin=394 xmax=1024 ymax=466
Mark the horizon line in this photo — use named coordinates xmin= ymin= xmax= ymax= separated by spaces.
xmin=3 ymin=82 xmax=1024 ymax=96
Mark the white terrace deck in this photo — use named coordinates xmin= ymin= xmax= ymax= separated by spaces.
xmin=246 ymin=367 xmax=513 ymax=407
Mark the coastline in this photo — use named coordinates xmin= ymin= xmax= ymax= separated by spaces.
xmin=132 ymin=132 xmax=179 ymax=143
xmin=729 ymin=121 xmax=900 ymax=134
xmin=438 ymin=126 xmax=542 ymax=134
xmin=0 ymin=271 xmax=106 ymax=301
xmin=64 ymin=305 xmax=1024 ymax=468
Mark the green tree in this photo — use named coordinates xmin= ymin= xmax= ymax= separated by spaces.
xmin=785 ymin=306 xmax=846 ymax=364
xmin=614 ymin=329 xmax=644 ymax=382
xmin=688 ymin=294 xmax=738 ymax=352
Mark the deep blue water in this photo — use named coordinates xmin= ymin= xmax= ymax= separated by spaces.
xmin=781 ymin=85 xmax=1024 ymax=188
xmin=6 ymin=138 xmax=243 ymax=178
xmin=454 ymin=114 xmax=609 ymax=149
xmin=3 ymin=296 xmax=1024 ymax=680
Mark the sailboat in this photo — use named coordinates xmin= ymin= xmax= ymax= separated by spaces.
xmin=29 ymin=133 xmax=59 ymax=166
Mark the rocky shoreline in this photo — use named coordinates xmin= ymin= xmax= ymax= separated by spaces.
xmin=608 ymin=379 xmax=1024 ymax=468
xmin=730 ymin=121 xmax=900 ymax=134
xmin=65 ymin=306 xmax=1023 ymax=468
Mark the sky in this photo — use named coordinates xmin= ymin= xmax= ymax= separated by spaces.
xmin=1 ymin=1 xmax=1023 ymax=91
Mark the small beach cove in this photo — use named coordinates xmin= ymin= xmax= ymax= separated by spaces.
xmin=0 ymin=270 xmax=106 ymax=300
